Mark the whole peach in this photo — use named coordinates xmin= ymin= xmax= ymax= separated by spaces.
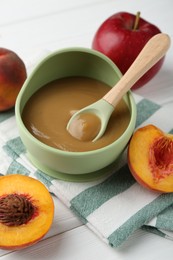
xmin=0 ymin=48 xmax=27 ymax=112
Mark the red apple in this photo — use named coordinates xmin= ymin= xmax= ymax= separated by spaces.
xmin=92 ymin=12 xmax=164 ymax=89
xmin=0 ymin=48 xmax=27 ymax=111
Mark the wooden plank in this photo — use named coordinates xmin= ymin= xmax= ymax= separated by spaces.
xmin=1 ymin=226 xmax=173 ymax=260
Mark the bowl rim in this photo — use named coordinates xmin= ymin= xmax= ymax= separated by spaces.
xmin=15 ymin=47 xmax=137 ymax=156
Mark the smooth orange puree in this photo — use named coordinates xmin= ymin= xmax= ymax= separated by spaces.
xmin=22 ymin=77 xmax=131 ymax=152
xmin=68 ymin=112 xmax=101 ymax=141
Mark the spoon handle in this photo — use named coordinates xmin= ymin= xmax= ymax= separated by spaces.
xmin=103 ymin=33 xmax=171 ymax=107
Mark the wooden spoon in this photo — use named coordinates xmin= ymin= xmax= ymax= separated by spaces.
xmin=67 ymin=33 xmax=171 ymax=142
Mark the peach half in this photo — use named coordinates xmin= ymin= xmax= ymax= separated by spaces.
xmin=0 ymin=48 xmax=27 ymax=112
xmin=0 ymin=174 xmax=54 ymax=250
xmin=128 ymin=124 xmax=173 ymax=192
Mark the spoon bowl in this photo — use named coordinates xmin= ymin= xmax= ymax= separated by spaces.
xmin=67 ymin=33 xmax=171 ymax=142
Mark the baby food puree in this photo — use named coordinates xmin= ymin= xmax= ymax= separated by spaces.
xmin=22 ymin=76 xmax=130 ymax=152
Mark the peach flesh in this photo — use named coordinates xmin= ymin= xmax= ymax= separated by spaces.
xmin=128 ymin=125 xmax=173 ymax=192
xmin=0 ymin=174 xmax=54 ymax=250
xmin=149 ymin=136 xmax=173 ymax=182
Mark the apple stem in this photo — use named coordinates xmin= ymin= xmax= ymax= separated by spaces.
xmin=133 ymin=11 xmax=141 ymax=30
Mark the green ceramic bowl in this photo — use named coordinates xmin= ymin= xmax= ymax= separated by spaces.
xmin=15 ymin=47 xmax=136 ymax=182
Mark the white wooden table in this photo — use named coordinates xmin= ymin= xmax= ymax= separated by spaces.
xmin=0 ymin=0 xmax=173 ymax=259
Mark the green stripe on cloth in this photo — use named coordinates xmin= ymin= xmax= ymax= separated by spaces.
xmin=3 ymin=145 xmax=19 ymax=160
xmin=3 ymin=137 xmax=26 ymax=159
xmin=34 ymin=170 xmax=54 ymax=188
xmin=70 ymin=206 xmax=88 ymax=224
xmin=108 ymin=193 xmax=173 ymax=247
xmin=6 ymin=161 xmax=30 ymax=175
xmin=70 ymin=165 xmax=135 ymax=219
xmin=136 ymin=99 xmax=161 ymax=127
xmin=0 ymin=108 xmax=14 ymax=123
xmin=169 ymin=129 xmax=173 ymax=134
xmin=155 ymin=205 xmax=173 ymax=231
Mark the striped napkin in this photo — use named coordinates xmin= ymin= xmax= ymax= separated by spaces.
xmin=1 ymin=92 xmax=173 ymax=248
